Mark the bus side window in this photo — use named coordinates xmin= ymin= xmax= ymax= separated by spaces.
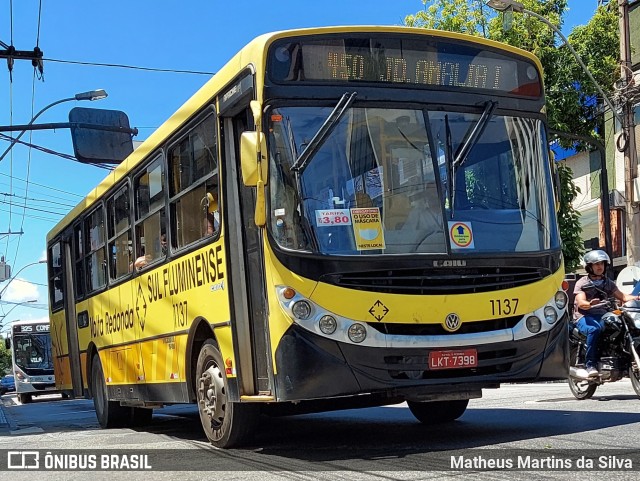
xmin=84 ymin=206 xmax=107 ymax=292
xmin=107 ymin=185 xmax=133 ymax=279
xmin=168 ymin=112 xmax=219 ymax=250
xmin=134 ymin=156 xmax=166 ymax=270
xmin=48 ymin=241 xmax=64 ymax=310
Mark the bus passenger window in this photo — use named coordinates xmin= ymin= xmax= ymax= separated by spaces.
xmin=168 ymin=112 xmax=219 ymax=250
xmin=134 ymin=156 xmax=167 ymax=270
xmin=83 ymin=207 xmax=107 ymax=291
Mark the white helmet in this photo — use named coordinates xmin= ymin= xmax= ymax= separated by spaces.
xmin=583 ymin=250 xmax=610 ymax=274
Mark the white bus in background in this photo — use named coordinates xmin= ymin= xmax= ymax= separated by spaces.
xmin=5 ymin=319 xmax=59 ymax=403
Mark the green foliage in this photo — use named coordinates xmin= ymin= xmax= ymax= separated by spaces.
xmin=404 ymin=0 xmax=490 ymax=36
xmin=557 ymin=162 xmax=584 ymax=272
xmin=0 ymin=339 xmax=12 ymax=375
xmin=403 ymin=0 xmax=617 ymax=271
xmin=404 ymin=1 xmax=618 ymax=146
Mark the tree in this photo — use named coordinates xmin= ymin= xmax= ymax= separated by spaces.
xmin=557 ymin=162 xmax=584 ymax=272
xmin=404 ymin=0 xmax=619 ymax=271
xmin=0 ymin=338 xmax=12 ymax=375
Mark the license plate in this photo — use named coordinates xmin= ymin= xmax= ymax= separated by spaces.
xmin=429 ymin=349 xmax=478 ymax=370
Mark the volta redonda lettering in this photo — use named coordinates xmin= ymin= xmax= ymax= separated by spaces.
xmin=147 ymin=245 xmax=224 ymax=303
xmin=90 ymin=308 xmax=135 ymax=338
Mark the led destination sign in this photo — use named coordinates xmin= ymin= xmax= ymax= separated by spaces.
xmin=269 ymin=35 xmax=542 ymax=97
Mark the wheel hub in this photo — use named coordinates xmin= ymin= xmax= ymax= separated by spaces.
xmin=198 ymin=362 xmax=226 ymax=426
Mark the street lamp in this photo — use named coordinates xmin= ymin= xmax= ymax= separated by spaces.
xmin=0 ymin=89 xmax=108 ymax=163
xmin=0 ymin=260 xmax=47 ymax=300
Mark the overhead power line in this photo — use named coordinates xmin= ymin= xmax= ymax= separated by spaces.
xmin=44 ymin=57 xmax=215 ymax=75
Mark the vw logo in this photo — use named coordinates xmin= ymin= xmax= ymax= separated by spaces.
xmin=443 ymin=313 xmax=461 ymax=332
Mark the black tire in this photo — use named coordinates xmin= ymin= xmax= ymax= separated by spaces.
xmin=630 ymin=346 xmax=640 ymax=399
xmin=18 ymin=393 xmax=31 ymax=404
xmin=91 ymin=354 xmax=128 ymax=428
xmin=196 ymin=340 xmax=259 ymax=448
xmin=568 ymin=342 xmax=598 ymax=400
xmin=130 ymin=407 xmax=153 ymax=427
xmin=568 ymin=376 xmax=598 ymax=400
xmin=407 ymin=399 xmax=469 ymax=424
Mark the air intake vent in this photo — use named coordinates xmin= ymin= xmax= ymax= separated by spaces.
xmin=320 ymin=266 xmax=547 ymax=295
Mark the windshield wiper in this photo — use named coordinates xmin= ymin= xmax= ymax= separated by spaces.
xmin=445 ymin=115 xmax=454 ymax=218
xmin=453 ymin=100 xmax=497 ymax=170
xmin=448 ymin=101 xmax=497 ymax=218
xmin=290 ymin=92 xmax=357 ymax=174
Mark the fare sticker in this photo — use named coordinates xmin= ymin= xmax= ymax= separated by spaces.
xmin=351 ymin=207 xmax=385 ymax=250
xmin=449 ymin=221 xmax=474 ymax=249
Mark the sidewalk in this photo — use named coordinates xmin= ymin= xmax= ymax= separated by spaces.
xmin=0 ymin=396 xmax=16 ymax=433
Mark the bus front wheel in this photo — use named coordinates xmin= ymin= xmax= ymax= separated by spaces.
xmin=196 ymin=340 xmax=258 ymax=448
xmin=91 ymin=354 xmax=128 ymax=428
xmin=407 ymin=399 xmax=469 ymax=424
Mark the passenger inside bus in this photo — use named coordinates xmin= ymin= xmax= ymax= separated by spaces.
xmin=133 ymin=233 xmax=167 ymax=270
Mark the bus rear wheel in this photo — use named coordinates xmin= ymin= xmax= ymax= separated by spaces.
xmin=196 ymin=340 xmax=258 ymax=448
xmin=91 ymin=354 xmax=128 ymax=428
xmin=407 ymin=399 xmax=469 ymax=424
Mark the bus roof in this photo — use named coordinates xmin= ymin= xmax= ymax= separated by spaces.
xmin=47 ymin=25 xmax=542 ymax=241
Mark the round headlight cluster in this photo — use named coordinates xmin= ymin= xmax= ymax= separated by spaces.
xmin=554 ymin=291 xmax=568 ymax=310
xmin=347 ymin=323 xmax=367 ymax=343
xmin=544 ymin=306 xmax=558 ymax=324
xmin=525 ymin=316 xmax=542 ymax=333
xmin=292 ymin=300 xmax=312 ymax=320
xmin=319 ymin=315 xmax=337 ymax=334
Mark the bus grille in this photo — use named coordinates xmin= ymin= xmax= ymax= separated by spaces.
xmin=320 ymin=266 xmax=546 ymax=295
xmin=368 ymin=315 xmax=522 ymax=336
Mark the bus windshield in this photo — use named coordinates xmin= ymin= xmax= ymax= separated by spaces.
xmin=268 ymin=105 xmax=559 ymax=255
xmin=13 ymin=333 xmax=54 ymax=372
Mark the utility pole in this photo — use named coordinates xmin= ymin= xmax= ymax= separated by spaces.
xmin=618 ymin=0 xmax=640 ymax=266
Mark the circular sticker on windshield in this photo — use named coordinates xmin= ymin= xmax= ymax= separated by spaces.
xmin=449 ymin=222 xmax=474 ymax=249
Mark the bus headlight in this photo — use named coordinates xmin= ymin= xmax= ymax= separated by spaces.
xmin=554 ymin=291 xmax=568 ymax=310
xmin=525 ymin=316 xmax=542 ymax=333
xmin=544 ymin=306 xmax=558 ymax=324
xmin=292 ymin=300 xmax=312 ymax=320
xmin=319 ymin=315 xmax=337 ymax=335
xmin=347 ymin=323 xmax=367 ymax=343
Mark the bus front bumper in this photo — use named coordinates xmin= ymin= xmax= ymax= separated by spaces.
xmin=273 ymin=314 xmax=568 ymax=402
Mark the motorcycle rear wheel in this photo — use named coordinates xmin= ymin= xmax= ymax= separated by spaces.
xmin=568 ymin=376 xmax=597 ymax=400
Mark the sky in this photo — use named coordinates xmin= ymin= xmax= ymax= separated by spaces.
xmin=0 ymin=0 xmax=599 ymax=332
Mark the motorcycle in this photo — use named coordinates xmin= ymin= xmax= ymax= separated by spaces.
xmin=568 ymin=282 xmax=640 ymax=399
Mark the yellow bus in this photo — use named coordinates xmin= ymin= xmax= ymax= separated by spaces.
xmin=48 ymin=26 xmax=569 ymax=448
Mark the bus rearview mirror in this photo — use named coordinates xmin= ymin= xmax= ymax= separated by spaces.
xmin=240 ymin=131 xmax=267 ymax=186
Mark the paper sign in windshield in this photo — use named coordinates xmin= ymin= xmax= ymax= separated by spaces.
xmin=315 ymin=209 xmax=352 ymax=227
xmin=351 ymin=207 xmax=385 ymax=250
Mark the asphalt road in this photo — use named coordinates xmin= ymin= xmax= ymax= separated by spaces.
xmin=1 ymin=381 xmax=640 ymax=480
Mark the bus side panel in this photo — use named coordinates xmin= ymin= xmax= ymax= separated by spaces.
xmin=51 ymin=310 xmax=73 ymax=391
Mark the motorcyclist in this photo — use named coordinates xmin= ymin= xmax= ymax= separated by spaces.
xmin=573 ymin=250 xmax=638 ymax=377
